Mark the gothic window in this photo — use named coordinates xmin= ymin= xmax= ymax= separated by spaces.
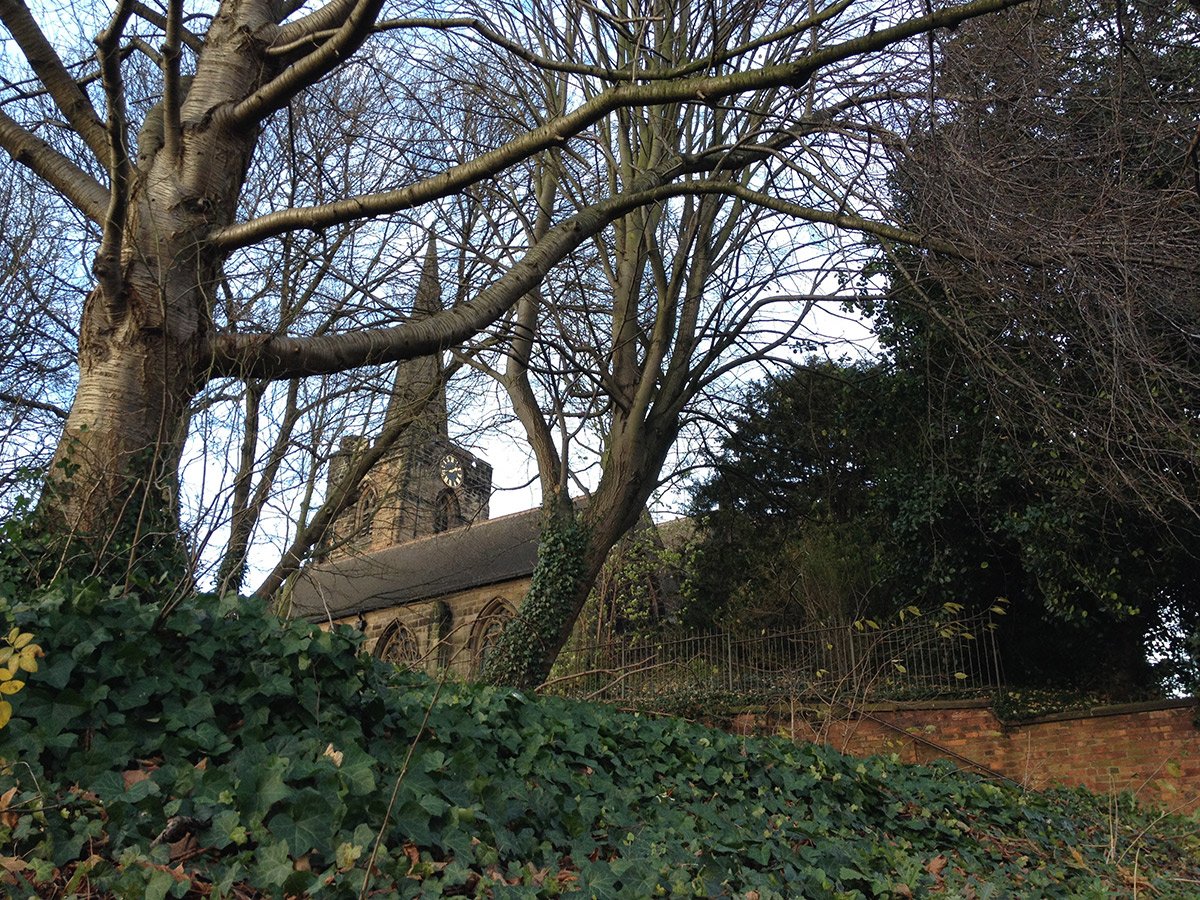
xmin=470 ymin=599 xmax=514 ymax=676
xmin=433 ymin=488 xmax=461 ymax=533
xmin=355 ymin=483 xmax=379 ymax=539
xmin=375 ymin=620 xmax=420 ymax=670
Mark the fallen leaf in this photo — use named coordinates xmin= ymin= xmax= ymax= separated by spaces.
xmin=557 ymin=870 xmax=579 ymax=887
xmin=168 ymin=834 xmax=200 ymax=862
xmin=123 ymin=769 xmax=152 ymax=789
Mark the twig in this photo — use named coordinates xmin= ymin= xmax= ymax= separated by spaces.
xmin=359 ymin=673 xmax=448 ymax=898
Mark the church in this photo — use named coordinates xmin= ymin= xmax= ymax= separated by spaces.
xmin=289 ymin=234 xmax=687 ymax=677
xmin=288 ymin=235 xmax=540 ymax=676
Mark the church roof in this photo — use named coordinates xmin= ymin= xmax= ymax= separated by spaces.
xmin=289 ymin=506 xmax=543 ymax=622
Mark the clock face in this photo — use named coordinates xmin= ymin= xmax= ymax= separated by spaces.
xmin=439 ymin=454 xmax=464 ymax=488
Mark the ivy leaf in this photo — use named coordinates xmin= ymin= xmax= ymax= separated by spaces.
xmin=253 ymin=839 xmax=293 ymax=888
xmin=268 ymin=789 xmax=335 ymax=855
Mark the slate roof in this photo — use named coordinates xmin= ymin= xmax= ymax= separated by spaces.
xmin=289 ymin=507 xmax=542 ymax=622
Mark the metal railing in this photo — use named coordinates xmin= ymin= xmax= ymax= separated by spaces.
xmin=543 ymin=614 xmax=1002 ymax=707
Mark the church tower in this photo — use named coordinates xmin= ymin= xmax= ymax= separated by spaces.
xmin=323 ymin=233 xmax=492 ymax=561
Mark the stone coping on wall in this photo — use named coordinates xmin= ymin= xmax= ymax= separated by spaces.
xmin=851 ymin=696 xmax=1198 ymax=725
xmin=1004 ymin=697 xmax=1197 ymax=725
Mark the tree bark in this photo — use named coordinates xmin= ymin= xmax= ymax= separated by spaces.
xmin=36 ymin=0 xmax=277 ymax=563
xmin=481 ymin=412 xmax=674 ymax=688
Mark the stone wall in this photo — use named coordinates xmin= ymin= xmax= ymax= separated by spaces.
xmin=729 ymin=699 xmax=1200 ymax=813
xmin=331 ymin=576 xmax=532 ymax=678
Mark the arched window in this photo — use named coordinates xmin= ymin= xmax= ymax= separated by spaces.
xmin=375 ymin=620 xmax=420 ymax=670
xmin=355 ymin=483 xmax=379 ymax=539
xmin=470 ymin=598 xmax=514 ymax=676
xmin=433 ymin=488 xmax=461 ymax=533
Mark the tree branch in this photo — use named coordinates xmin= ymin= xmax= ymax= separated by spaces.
xmin=278 ymin=2 xmax=845 ymax=81
xmin=129 ymin=0 xmax=204 ymax=52
xmin=93 ymin=0 xmax=136 ymax=308
xmin=272 ymin=0 xmax=358 ymax=47
xmin=0 ymin=110 xmax=109 ymax=221
xmin=226 ymin=0 xmax=386 ymax=129
xmin=0 ymin=0 xmax=112 ymax=167
xmin=160 ymin=0 xmax=184 ymax=160
xmin=0 ymin=391 xmax=69 ymax=419
xmin=208 ymin=172 xmax=722 ymax=380
xmin=212 ymin=0 xmax=1030 ymax=250
xmin=677 ymin=180 xmax=974 ymax=258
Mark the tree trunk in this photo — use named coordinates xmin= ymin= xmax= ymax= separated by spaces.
xmin=41 ymin=260 xmax=209 ymax=569
xmin=37 ymin=11 xmax=274 ymax=571
xmin=481 ymin=418 xmax=673 ymax=688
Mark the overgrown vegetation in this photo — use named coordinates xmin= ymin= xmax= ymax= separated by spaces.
xmin=2 ymin=575 xmax=1197 ymax=898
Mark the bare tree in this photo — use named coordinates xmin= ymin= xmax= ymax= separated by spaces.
xmin=463 ymin=0 xmax=1016 ymax=685
xmin=890 ymin=0 xmax=1200 ymax=525
xmin=0 ymin=0 xmax=1026 ymax=584
xmin=0 ymin=165 xmax=81 ymax=507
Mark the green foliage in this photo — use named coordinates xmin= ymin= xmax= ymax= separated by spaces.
xmin=574 ymin=520 xmax=689 ymax=644
xmin=482 ymin=517 xmax=591 ymax=688
xmin=0 ymin=575 xmax=1196 ymax=897
xmin=687 ymin=0 xmax=1200 ymax=694
xmin=690 ymin=343 xmax=1200 ymax=693
xmin=687 ymin=362 xmax=889 ymax=631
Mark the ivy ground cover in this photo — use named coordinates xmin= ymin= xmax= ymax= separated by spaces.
xmin=1 ymin=583 xmax=1198 ymax=897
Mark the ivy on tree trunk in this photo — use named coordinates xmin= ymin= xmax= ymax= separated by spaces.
xmin=481 ymin=517 xmax=591 ymax=689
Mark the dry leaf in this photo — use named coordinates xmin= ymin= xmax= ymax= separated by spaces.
xmin=122 ymin=768 xmax=152 ymax=789
xmin=0 ymin=856 xmax=28 ymax=873
xmin=168 ymin=834 xmax=199 ymax=862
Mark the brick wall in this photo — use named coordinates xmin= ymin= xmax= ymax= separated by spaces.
xmin=729 ymin=699 xmax=1200 ymax=813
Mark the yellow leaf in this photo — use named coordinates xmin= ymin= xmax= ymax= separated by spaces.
xmin=5 ymin=628 xmax=17 ymax=645
xmin=17 ymin=646 xmax=41 ymax=673
xmin=0 ymin=681 xmax=22 ymax=695
xmin=0 ymin=701 xmax=10 ymax=729
xmin=11 ymin=633 xmax=32 ymax=650
xmin=0 ymin=648 xmax=11 ymax=665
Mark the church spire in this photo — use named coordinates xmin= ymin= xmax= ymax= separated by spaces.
xmin=413 ymin=228 xmax=442 ymax=318
xmin=385 ymin=230 xmax=447 ymax=437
